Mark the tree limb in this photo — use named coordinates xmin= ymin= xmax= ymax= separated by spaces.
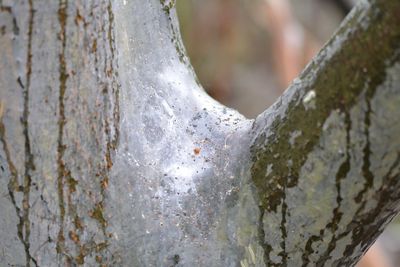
xmin=250 ymin=0 xmax=400 ymax=265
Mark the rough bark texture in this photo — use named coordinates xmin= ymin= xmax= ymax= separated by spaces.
xmin=0 ymin=0 xmax=399 ymax=266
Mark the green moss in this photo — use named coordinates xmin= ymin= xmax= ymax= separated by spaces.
xmin=68 ymin=176 xmax=78 ymax=192
xmin=90 ymin=203 xmax=107 ymax=228
xmin=252 ymin=0 xmax=400 ymax=215
xmin=160 ymin=0 xmax=176 ymax=14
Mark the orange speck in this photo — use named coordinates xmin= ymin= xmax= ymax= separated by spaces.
xmin=194 ymin=148 xmax=201 ymax=155
xmin=69 ymin=230 xmax=80 ymax=243
xmin=101 ymin=178 xmax=109 ymax=189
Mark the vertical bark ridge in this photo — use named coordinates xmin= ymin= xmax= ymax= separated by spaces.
xmin=21 ymin=1 xmax=36 ymax=265
xmin=355 ymin=98 xmax=373 ymax=203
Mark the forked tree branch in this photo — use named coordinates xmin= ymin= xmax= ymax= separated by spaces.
xmin=0 ymin=0 xmax=399 ymax=266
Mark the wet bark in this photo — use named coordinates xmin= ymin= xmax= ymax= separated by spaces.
xmin=0 ymin=0 xmax=399 ymax=266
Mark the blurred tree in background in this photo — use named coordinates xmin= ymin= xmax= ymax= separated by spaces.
xmin=177 ymin=0 xmax=348 ymax=118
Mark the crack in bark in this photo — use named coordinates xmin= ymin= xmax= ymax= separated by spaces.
xmin=340 ymin=152 xmax=400 ymax=265
xmin=107 ymin=0 xmax=120 ymax=151
xmin=18 ymin=1 xmax=37 ymax=265
xmin=299 ymin=112 xmax=351 ymax=266
xmin=256 ymin=200 xmax=289 ymax=267
xmin=257 ymin=208 xmax=273 ymax=266
xmin=1 ymin=122 xmax=37 ymax=266
xmin=65 ymin=6 xmax=92 ymax=263
xmin=339 ymin=97 xmax=375 ymax=258
xmin=97 ymin=4 xmax=116 ymax=245
xmin=102 ymin=1 xmax=114 ymax=176
xmin=0 ymin=119 xmax=24 ymax=262
xmin=56 ymin=0 xmax=69 ymax=261
xmin=0 ymin=123 xmax=18 ymax=189
xmin=354 ymin=98 xmax=373 ymax=203
xmin=301 ymin=231 xmax=324 ymax=267
xmin=298 ymin=90 xmax=397 ymax=266
xmin=278 ymin=189 xmax=288 ymax=265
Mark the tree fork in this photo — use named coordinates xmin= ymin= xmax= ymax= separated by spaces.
xmin=0 ymin=0 xmax=399 ymax=266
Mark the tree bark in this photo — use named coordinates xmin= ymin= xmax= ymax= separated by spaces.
xmin=0 ymin=0 xmax=399 ymax=266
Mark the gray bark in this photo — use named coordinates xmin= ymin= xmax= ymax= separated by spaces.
xmin=0 ymin=0 xmax=399 ymax=266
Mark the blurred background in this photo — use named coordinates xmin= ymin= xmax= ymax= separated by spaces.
xmin=176 ymin=0 xmax=400 ymax=266
xmin=177 ymin=0 xmax=352 ymax=118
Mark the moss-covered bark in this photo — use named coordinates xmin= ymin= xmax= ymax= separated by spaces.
xmin=251 ymin=0 xmax=400 ymax=265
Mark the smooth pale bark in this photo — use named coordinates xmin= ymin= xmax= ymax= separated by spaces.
xmin=0 ymin=0 xmax=399 ymax=266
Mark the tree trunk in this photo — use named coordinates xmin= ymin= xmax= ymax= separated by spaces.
xmin=0 ymin=0 xmax=399 ymax=266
